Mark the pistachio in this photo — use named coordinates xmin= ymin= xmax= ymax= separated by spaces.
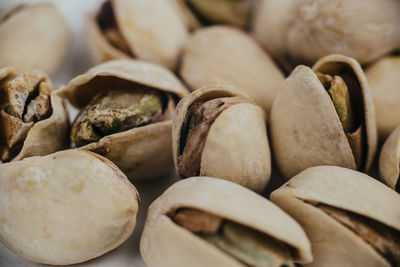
xmin=140 ymin=177 xmax=312 ymax=267
xmin=0 ymin=67 xmax=68 ymax=163
xmin=379 ymin=125 xmax=400 ymax=192
xmin=270 ymin=54 xmax=377 ymax=179
xmin=271 ymin=166 xmax=400 ymax=267
xmin=252 ymin=0 xmax=400 ymax=69
xmin=86 ymin=0 xmax=188 ymax=70
xmin=61 ymin=59 xmax=188 ymax=180
xmin=365 ymin=56 xmax=400 ymax=139
xmin=0 ymin=3 xmax=69 ymax=74
xmin=179 ymin=25 xmax=284 ymax=113
xmin=0 ymin=149 xmax=139 ymax=265
xmin=173 ymin=85 xmax=271 ymax=192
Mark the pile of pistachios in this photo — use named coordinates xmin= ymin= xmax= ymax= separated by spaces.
xmin=0 ymin=0 xmax=400 ymax=266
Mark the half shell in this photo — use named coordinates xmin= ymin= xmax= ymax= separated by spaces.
xmin=379 ymin=125 xmax=400 ymax=192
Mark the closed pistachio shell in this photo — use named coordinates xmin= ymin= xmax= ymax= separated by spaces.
xmin=180 ymin=26 xmax=284 ymax=113
xmin=379 ymin=125 xmax=400 ymax=192
xmin=86 ymin=0 xmax=188 ymax=70
xmin=365 ymin=56 xmax=400 ymax=139
xmin=173 ymin=85 xmax=271 ymax=192
xmin=140 ymin=177 xmax=312 ymax=267
xmin=0 ymin=3 xmax=69 ymax=74
xmin=0 ymin=149 xmax=139 ymax=265
xmin=270 ymin=54 xmax=377 ymax=179
xmin=253 ymin=0 xmax=400 ymax=68
xmin=61 ymin=59 xmax=188 ymax=180
xmin=271 ymin=166 xmax=400 ymax=267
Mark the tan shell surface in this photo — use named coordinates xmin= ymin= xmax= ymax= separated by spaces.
xmin=140 ymin=177 xmax=312 ymax=267
xmin=0 ymin=3 xmax=70 ymax=74
xmin=61 ymin=59 xmax=188 ymax=109
xmin=271 ymin=166 xmax=400 ymax=267
xmin=180 ymin=26 xmax=284 ymax=113
xmin=0 ymin=150 xmax=139 ymax=265
xmin=112 ymin=0 xmax=188 ymax=70
xmin=379 ymin=125 xmax=400 ymax=190
xmin=366 ymin=56 xmax=400 ymax=139
xmin=270 ymin=65 xmax=356 ymax=179
xmin=200 ymin=103 xmax=271 ymax=192
xmin=253 ymin=0 xmax=400 ymax=67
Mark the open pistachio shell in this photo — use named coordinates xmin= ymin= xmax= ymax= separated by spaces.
xmin=180 ymin=26 xmax=284 ymax=113
xmin=0 ymin=67 xmax=69 ymax=163
xmin=140 ymin=177 xmax=312 ymax=267
xmin=85 ymin=0 xmax=188 ymax=70
xmin=0 ymin=3 xmax=69 ymax=74
xmin=365 ymin=56 xmax=400 ymax=140
xmin=61 ymin=59 xmax=188 ymax=180
xmin=252 ymin=0 xmax=400 ymax=68
xmin=0 ymin=149 xmax=139 ymax=265
xmin=379 ymin=125 xmax=400 ymax=192
xmin=270 ymin=54 xmax=377 ymax=179
xmin=271 ymin=166 xmax=400 ymax=267
xmin=173 ymin=85 xmax=271 ymax=192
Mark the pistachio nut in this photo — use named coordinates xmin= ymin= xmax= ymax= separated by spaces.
xmin=61 ymin=59 xmax=188 ymax=180
xmin=0 ymin=67 xmax=69 ymax=163
xmin=173 ymin=85 xmax=271 ymax=192
xmin=140 ymin=177 xmax=312 ymax=267
xmin=179 ymin=26 xmax=284 ymax=113
xmin=365 ymin=56 xmax=400 ymax=139
xmin=271 ymin=166 xmax=400 ymax=267
xmin=379 ymin=125 xmax=400 ymax=192
xmin=252 ymin=0 xmax=400 ymax=68
xmin=0 ymin=3 xmax=69 ymax=74
xmin=85 ymin=0 xmax=188 ymax=70
xmin=0 ymin=149 xmax=139 ymax=265
xmin=270 ymin=54 xmax=377 ymax=179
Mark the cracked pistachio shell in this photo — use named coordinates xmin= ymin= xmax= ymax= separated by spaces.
xmin=0 ymin=67 xmax=69 ymax=162
xmin=252 ymin=0 xmax=400 ymax=68
xmin=0 ymin=3 xmax=69 ymax=74
xmin=270 ymin=54 xmax=377 ymax=179
xmin=140 ymin=177 xmax=312 ymax=267
xmin=379 ymin=125 xmax=400 ymax=192
xmin=61 ymin=59 xmax=188 ymax=180
xmin=179 ymin=26 xmax=284 ymax=113
xmin=271 ymin=166 xmax=400 ymax=267
xmin=85 ymin=0 xmax=188 ymax=70
xmin=173 ymin=85 xmax=271 ymax=192
xmin=0 ymin=149 xmax=139 ymax=265
xmin=366 ymin=56 xmax=400 ymax=140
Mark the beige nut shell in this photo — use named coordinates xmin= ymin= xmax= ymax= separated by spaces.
xmin=140 ymin=177 xmax=312 ymax=267
xmin=0 ymin=67 xmax=69 ymax=162
xmin=0 ymin=3 xmax=69 ymax=74
xmin=85 ymin=0 xmax=188 ymax=70
xmin=270 ymin=54 xmax=377 ymax=179
xmin=179 ymin=26 xmax=284 ymax=113
xmin=366 ymin=56 xmax=400 ymax=140
xmin=61 ymin=59 xmax=188 ymax=180
xmin=271 ymin=166 xmax=400 ymax=267
xmin=0 ymin=149 xmax=139 ymax=265
xmin=379 ymin=125 xmax=400 ymax=191
xmin=172 ymin=85 xmax=271 ymax=192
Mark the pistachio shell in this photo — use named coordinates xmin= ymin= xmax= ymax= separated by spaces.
xmin=0 ymin=149 xmax=139 ymax=265
xmin=252 ymin=0 xmax=400 ymax=67
xmin=270 ymin=54 xmax=376 ymax=179
xmin=0 ymin=3 xmax=69 ymax=74
xmin=140 ymin=177 xmax=312 ymax=267
xmin=61 ymin=59 xmax=188 ymax=180
xmin=379 ymin=125 xmax=400 ymax=191
xmin=173 ymin=85 xmax=271 ymax=192
xmin=179 ymin=26 xmax=284 ymax=113
xmin=85 ymin=0 xmax=188 ymax=70
xmin=271 ymin=166 xmax=400 ymax=267
xmin=365 ymin=56 xmax=400 ymax=139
